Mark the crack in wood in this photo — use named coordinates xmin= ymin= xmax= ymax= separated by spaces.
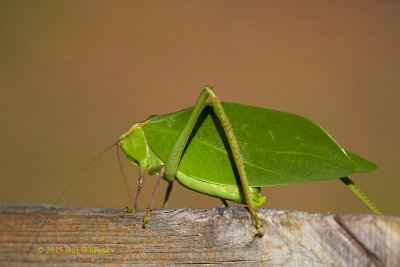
xmin=333 ymin=215 xmax=383 ymax=267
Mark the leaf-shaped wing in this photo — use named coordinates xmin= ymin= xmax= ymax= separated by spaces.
xmin=142 ymin=102 xmax=375 ymax=187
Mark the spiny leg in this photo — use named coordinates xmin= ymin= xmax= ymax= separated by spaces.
xmin=164 ymin=86 xmax=264 ymax=237
xmin=134 ymin=167 xmax=145 ymax=211
xmin=142 ymin=166 xmax=165 ymax=228
xmin=162 ymin=181 xmax=174 ymax=208
xmin=125 ymin=167 xmax=145 ymax=213
xmin=340 ymin=177 xmax=382 ymax=215
xmin=205 ymin=87 xmax=263 ymax=237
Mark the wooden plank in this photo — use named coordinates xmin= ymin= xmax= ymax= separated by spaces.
xmin=0 ymin=204 xmax=399 ymax=266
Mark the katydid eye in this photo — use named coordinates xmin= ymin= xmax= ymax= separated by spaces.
xmin=117 ymin=139 xmax=123 ymax=146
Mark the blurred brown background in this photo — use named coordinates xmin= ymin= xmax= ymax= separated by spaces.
xmin=1 ymin=1 xmax=399 ymax=216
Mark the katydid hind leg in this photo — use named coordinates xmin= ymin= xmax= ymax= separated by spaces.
xmin=340 ymin=177 xmax=382 ymax=215
xmin=164 ymin=87 xmax=264 ymax=237
xmin=142 ymin=166 xmax=165 ymax=228
xmin=203 ymin=87 xmax=264 ymax=237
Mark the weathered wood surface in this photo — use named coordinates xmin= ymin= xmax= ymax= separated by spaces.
xmin=0 ymin=204 xmax=399 ymax=266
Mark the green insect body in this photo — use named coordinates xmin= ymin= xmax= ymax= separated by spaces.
xmin=120 ymin=121 xmax=266 ymax=206
xmin=118 ymin=87 xmax=380 ymax=237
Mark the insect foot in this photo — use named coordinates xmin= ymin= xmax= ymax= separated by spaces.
xmin=253 ymin=212 xmax=264 ymax=238
xmin=256 ymin=221 xmax=264 ymax=238
xmin=142 ymin=208 xmax=151 ymax=229
xmin=124 ymin=207 xmax=135 ymax=213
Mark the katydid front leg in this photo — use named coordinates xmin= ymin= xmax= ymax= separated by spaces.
xmin=142 ymin=166 xmax=165 ymax=228
xmin=134 ymin=167 xmax=145 ymax=211
xmin=124 ymin=167 xmax=145 ymax=213
xmin=164 ymin=86 xmax=264 ymax=237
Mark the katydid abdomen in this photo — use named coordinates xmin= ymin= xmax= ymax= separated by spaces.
xmin=175 ymin=170 xmax=265 ymax=206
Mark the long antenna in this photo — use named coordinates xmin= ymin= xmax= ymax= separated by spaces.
xmin=34 ymin=142 xmax=118 ymax=244
xmin=116 ymin=144 xmax=133 ymax=205
xmin=54 ymin=143 xmax=116 ymax=204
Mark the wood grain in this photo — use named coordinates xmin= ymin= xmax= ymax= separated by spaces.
xmin=0 ymin=204 xmax=399 ymax=266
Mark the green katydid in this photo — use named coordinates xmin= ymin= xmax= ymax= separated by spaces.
xmin=118 ymin=86 xmax=381 ymax=237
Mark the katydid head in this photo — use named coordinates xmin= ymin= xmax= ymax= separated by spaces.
xmin=118 ymin=123 xmax=148 ymax=166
